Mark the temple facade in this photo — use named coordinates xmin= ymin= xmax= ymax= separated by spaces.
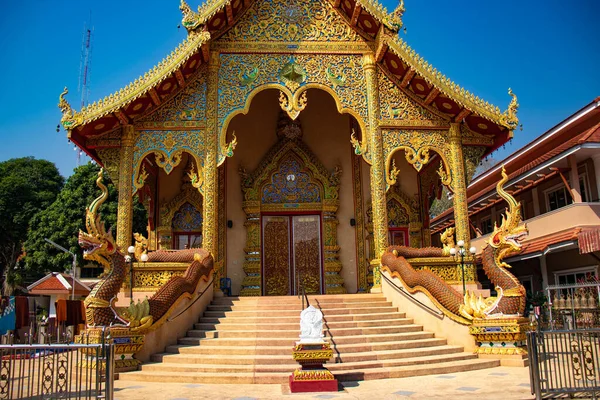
xmin=59 ymin=0 xmax=518 ymax=297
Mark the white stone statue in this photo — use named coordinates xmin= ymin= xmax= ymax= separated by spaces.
xmin=299 ymin=305 xmax=324 ymax=343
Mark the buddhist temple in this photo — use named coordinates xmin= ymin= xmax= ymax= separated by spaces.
xmin=59 ymin=0 xmax=519 ymax=298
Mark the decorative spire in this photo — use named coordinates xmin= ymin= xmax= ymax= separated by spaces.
xmin=504 ymin=88 xmax=519 ymax=130
xmin=180 ymin=0 xmax=201 ymax=31
xmin=390 ymin=0 xmax=405 ymax=31
xmin=58 ymin=87 xmax=74 ymax=127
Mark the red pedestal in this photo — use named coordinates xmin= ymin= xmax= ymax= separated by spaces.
xmin=289 ymin=375 xmax=339 ymax=393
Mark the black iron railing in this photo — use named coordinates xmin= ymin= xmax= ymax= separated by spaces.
xmin=0 ymin=327 xmax=115 ymax=400
xmin=528 ymin=329 xmax=600 ymax=399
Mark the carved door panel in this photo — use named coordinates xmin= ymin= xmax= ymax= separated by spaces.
xmin=262 ymin=216 xmax=291 ymax=296
xmin=292 ymin=215 xmax=322 ymax=295
xmin=262 ymin=214 xmax=322 ymax=296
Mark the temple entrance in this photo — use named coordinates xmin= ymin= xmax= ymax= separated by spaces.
xmin=262 ymin=214 xmax=323 ymax=296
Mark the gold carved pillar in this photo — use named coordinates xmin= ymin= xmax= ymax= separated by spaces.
xmin=448 ymin=123 xmax=470 ymax=245
xmin=116 ymin=124 xmax=135 ymax=250
xmin=202 ymin=51 xmax=220 ymax=260
xmin=363 ymin=54 xmax=388 ymax=290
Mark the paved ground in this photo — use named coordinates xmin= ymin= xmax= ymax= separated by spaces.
xmin=113 ymin=366 xmax=534 ymax=399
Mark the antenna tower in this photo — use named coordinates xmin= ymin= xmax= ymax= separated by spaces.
xmin=76 ymin=13 xmax=94 ymax=165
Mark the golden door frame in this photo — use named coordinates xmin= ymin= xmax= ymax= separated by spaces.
xmin=239 ymin=137 xmax=346 ymax=296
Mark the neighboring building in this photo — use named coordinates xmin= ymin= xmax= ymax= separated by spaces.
xmin=431 ymin=98 xmax=600 ymax=296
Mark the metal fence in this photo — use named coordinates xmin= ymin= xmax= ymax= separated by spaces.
xmin=0 ymin=331 xmax=114 ymax=400
xmin=528 ymin=329 xmax=600 ymax=399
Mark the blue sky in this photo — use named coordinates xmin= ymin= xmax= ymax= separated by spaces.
xmin=0 ymin=0 xmax=598 ymax=177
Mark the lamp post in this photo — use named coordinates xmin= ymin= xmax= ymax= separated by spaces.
xmin=449 ymin=240 xmax=477 ymax=294
xmin=126 ymin=246 xmax=135 ymax=302
xmin=44 ymin=238 xmax=77 ymax=300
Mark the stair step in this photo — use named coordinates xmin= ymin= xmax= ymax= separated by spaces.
xmin=199 ymin=311 xmax=407 ymax=322
xmin=203 ymin=306 xmax=397 ymax=318
xmin=125 ymin=292 xmax=499 ymax=384
xmin=197 ymin=316 xmax=413 ymax=328
xmin=191 ymin=324 xmax=422 ymax=336
xmin=206 ymin=301 xmax=392 ymax=311
xmin=151 ymin=344 xmax=466 ymax=365
xmin=166 ymin=338 xmax=448 ymax=356
xmin=179 ymin=331 xmax=434 ymax=346
xmin=121 ymin=358 xmax=500 ymax=384
xmin=140 ymin=352 xmax=478 ymax=374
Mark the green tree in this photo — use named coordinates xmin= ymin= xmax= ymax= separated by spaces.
xmin=22 ymin=163 xmax=148 ymax=281
xmin=429 ymin=157 xmax=498 ymax=219
xmin=0 ymin=157 xmax=64 ymax=291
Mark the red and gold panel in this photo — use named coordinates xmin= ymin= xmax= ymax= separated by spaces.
xmin=433 ymin=95 xmax=461 ymax=116
xmin=79 ymin=115 xmax=119 ymax=137
xmin=230 ymin=0 xmax=244 ymax=17
xmin=262 ymin=216 xmax=290 ymax=296
xmin=382 ymin=51 xmax=407 ymax=78
xmin=207 ymin=10 xmax=227 ymax=33
xmin=181 ymin=53 xmax=203 ymax=77
xmin=124 ymin=96 xmax=153 ymax=118
xmin=340 ymin=0 xmax=356 ymax=18
xmin=356 ymin=10 xmax=379 ymax=36
xmin=156 ymin=76 xmax=179 ymax=98
xmin=466 ymin=115 xmax=503 ymax=136
xmin=409 ymin=77 xmax=432 ymax=98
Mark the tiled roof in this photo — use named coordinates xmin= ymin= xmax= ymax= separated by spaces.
xmin=516 ymin=228 xmax=581 ymax=257
xmin=28 ymin=273 xmax=90 ymax=295
xmin=431 ymin=121 xmax=600 ymax=227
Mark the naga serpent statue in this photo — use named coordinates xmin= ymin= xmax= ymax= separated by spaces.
xmin=381 ymin=166 xmax=528 ymax=322
xmin=79 ymin=170 xmax=213 ymax=331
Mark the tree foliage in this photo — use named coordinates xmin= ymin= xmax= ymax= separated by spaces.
xmin=429 ymin=157 xmax=498 ymax=219
xmin=22 ymin=163 xmax=148 ymax=282
xmin=0 ymin=157 xmax=63 ymax=289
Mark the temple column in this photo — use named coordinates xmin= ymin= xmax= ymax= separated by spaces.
xmin=363 ymin=54 xmax=388 ymax=291
xmin=203 ymin=51 xmax=220 ymax=260
xmin=116 ymin=124 xmax=135 ymax=251
xmin=448 ymin=123 xmax=470 ymax=246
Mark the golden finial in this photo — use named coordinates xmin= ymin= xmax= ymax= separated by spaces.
xmin=58 ymin=87 xmax=73 ymax=120
xmin=180 ymin=0 xmax=201 ymax=31
xmin=505 ymin=88 xmax=519 ymax=130
xmin=390 ymin=0 xmax=405 ymax=31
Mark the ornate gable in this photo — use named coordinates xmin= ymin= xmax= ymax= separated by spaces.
xmin=137 ymin=67 xmax=207 ymax=128
xmin=217 ymin=0 xmax=363 ymax=43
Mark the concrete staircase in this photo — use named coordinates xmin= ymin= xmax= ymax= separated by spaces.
xmin=120 ymin=293 xmax=499 ymax=384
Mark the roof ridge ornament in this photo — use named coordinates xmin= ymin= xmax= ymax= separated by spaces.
xmin=58 ymin=87 xmax=82 ymax=129
xmin=504 ymin=88 xmax=520 ymax=130
xmin=390 ymin=0 xmax=405 ymax=31
xmin=180 ymin=0 xmax=202 ymax=31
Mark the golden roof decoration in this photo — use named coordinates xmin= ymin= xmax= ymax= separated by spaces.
xmin=356 ymin=0 xmax=404 ymax=32
xmin=385 ymin=35 xmax=519 ymax=130
xmin=179 ymin=0 xmax=405 ymax=34
xmin=59 ymin=30 xmax=211 ymax=130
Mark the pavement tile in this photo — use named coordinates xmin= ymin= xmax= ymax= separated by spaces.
xmin=435 ymin=375 xmax=456 ymax=379
xmin=518 ymin=383 xmax=531 ymax=387
xmin=232 ymin=397 xmax=259 ymax=400
xmin=456 ymin=387 xmax=480 ymax=392
xmin=489 ymin=372 xmax=509 ymax=376
xmin=184 ymin=384 xmax=203 ymax=388
xmin=313 ymin=395 xmax=337 ymax=399
xmin=393 ymin=390 xmax=415 ymax=397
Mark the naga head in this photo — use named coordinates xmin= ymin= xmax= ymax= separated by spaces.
xmin=78 ymin=169 xmax=118 ymax=268
xmin=488 ymin=166 xmax=528 ymax=259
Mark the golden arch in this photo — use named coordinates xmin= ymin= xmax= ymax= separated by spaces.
xmin=219 ymin=83 xmax=369 ymax=166
xmin=132 ymin=149 xmax=204 ymax=195
xmin=385 ymin=146 xmax=452 ymax=190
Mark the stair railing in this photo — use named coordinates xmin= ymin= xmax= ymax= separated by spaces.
xmin=297 ymin=270 xmax=310 ymax=310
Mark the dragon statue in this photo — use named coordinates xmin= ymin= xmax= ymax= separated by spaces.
xmin=381 ymin=167 xmax=528 ymax=323
xmin=79 ymin=170 xmax=213 ymax=332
